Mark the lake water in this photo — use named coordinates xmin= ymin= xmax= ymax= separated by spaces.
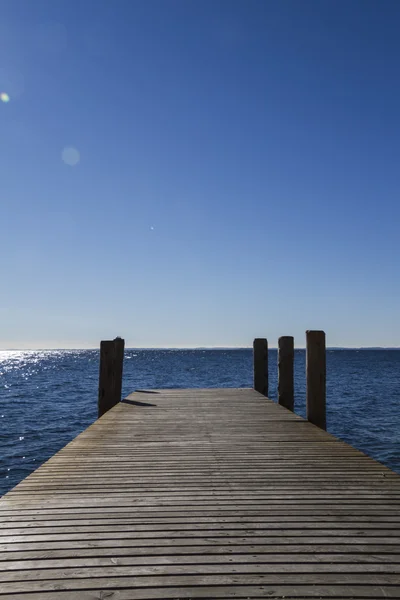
xmin=1 ymin=348 xmax=399 ymax=496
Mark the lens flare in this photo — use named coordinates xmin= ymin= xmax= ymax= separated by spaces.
xmin=62 ymin=146 xmax=80 ymax=166
xmin=0 ymin=92 xmax=10 ymax=103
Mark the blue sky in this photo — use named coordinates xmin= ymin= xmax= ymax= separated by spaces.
xmin=1 ymin=0 xmax=399 ymax=349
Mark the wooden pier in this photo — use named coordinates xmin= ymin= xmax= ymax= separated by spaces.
xmin=0 ymin=338 xmax=400 ymax=598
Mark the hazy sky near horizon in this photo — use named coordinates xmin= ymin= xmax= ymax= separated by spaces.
xmin=1 ymin=0 xmax=400 ymax=350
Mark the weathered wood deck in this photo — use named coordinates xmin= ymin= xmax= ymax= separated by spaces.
xmin=0 ymin=388 xmax=400 ymax=598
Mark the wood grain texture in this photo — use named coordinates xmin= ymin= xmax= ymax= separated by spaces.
xmin=1 ymin=387 xmax=399 ymax=599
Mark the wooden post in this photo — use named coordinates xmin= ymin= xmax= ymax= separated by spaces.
xmin=98 ymin=337 xmax=125 ymax=418
xmin=306 ymin=330 xmax=326 ymax=430
xmin=253 ymin=338 xmax=268 ymax=396
xmin=278 ymin=336 xmax=294 ymax=411
xmin=113 ymin=337 xmax=125 ymax=410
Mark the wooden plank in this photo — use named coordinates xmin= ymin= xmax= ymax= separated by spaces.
xmin=1 ymin=572 xmax=400 ymax=594
xmin=2 ymin=552 xmax=400 ymax=571
xmin=3 ymin=562 xmax=400 ymax=583
xmin=1 ymin=585 xmax=400 ymax=599
xmin=0 ymin=387 xmax=399 ymax=599
xmin=2 ymin=522 xmax=400 ymax=536
xmin=1 ymin=543 xmax=399 ymax=562
xmin=2 ymin=515 xmax=400 ymax=527
xmin=2 ymin=526 xmax=400 ymax=542
xmin=2 ymin=516 xmax=400 ymax=527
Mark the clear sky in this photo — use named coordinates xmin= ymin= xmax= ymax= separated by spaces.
xmin=1 ymin=0 xmax=399 ymax=349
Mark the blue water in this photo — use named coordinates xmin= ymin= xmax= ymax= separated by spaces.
xmin=1 ymin=349 xmax=399 ymax=496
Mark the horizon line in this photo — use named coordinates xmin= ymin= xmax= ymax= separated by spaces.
xmin=1 ymin=346 xmax=400 ymax=351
